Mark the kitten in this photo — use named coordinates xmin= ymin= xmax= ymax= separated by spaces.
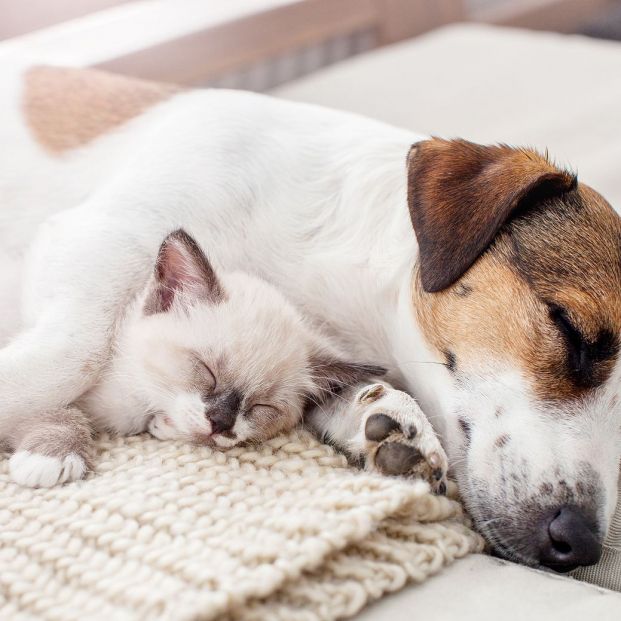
xmin=7 ymin=230 xmax=384 ymax=487
xmin=81 ymin=229 xmax=384 ymax=448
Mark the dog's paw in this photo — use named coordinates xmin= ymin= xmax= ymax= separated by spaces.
xmin=355 ymin=384 xmax=448 ymax=494
xmin=9 ymin=450 xmax=86 ymax=488
xmin=148 ymin=413 xmax=180 ymax=440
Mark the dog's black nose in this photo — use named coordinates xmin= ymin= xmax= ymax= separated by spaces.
xmin=537 ymin=506 xmax=602 ymax=572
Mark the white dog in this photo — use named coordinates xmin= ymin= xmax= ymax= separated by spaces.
xmin=0 ymin=65 xmax=620 ymax=572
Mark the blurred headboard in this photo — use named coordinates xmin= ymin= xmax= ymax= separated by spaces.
xmin=0 ymin=0 xmax=465 ymax=89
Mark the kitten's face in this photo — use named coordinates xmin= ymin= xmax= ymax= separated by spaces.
xmin=126 ymin=230 xmax=382 ymax=447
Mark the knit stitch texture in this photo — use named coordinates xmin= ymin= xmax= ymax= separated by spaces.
xmin=0 ymin=430 xmax=483 ymax=620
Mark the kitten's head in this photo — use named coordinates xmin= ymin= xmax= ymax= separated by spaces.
xmin=127 ymin=229 xmax=384 ymax=447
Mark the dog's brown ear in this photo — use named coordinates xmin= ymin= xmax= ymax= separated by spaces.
xmin=407 ymin=138 xmax=577 ymax=292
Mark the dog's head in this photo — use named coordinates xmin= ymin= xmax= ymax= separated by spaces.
xmin=407 ymin=138 xmax=621 ymax=571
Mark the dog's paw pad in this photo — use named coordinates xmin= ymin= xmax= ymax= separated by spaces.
xmin=10 ymin=451 xmax=86 ymax=488
xmin=370 ymin=434 xmax=448 ymax=494
xmin=375 ymin=442 xmax=424 ymax=475
xmin=360 ymin=395 xmax=449 ymax=494
xmin=365 ymin=413 xmax=402 ymax=442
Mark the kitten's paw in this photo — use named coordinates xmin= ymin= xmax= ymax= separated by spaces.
xmin=9 ymin=450 xmax=87 ymax=488
xmin=355 ymin=384 xmax=448 ymax=494
xmin=148 ymin=414 xmax=179 ymax=440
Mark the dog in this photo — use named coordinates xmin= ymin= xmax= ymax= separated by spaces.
xmin=0 ymin=65 xmax=619 ymax=572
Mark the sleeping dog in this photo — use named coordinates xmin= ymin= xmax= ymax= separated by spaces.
xmin=0 ymin=66 xmax=619 ymax=573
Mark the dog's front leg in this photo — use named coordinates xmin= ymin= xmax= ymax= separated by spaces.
xmin=305 ymin=382 xmax=449 ymax=494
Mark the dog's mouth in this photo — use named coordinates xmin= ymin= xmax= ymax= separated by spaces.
xmin=451 ymin=425 xmax=608 ymax=573
xmin=469 ymin=514 xmax=541 ymax=568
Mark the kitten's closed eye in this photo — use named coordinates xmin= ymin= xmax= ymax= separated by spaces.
xmin=248 ymin=404 xmax=279 ymax=418
xmin=194 ymin=359 xmax=216 ymax=391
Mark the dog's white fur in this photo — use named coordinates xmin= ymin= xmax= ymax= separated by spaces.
xmin=0 ymin=65 xmax=619 ymax=567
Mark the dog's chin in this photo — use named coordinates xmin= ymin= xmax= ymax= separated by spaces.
xmin=456 ymin=486 xmax=542 ymax=570
xmin=488 ymin=542 xmax=583 ymax=573
xmin=487 ymin=539 xmax=544 ymax=569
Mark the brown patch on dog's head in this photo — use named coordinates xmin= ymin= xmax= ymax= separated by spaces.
xmin=409 ymin=139 xmax=621 ymax=402
xmin=23 ymin=66 xmax=181 ymax=153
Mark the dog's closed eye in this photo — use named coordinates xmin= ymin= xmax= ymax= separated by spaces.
xmin=548 ymin=304 xmax=618 ymax=388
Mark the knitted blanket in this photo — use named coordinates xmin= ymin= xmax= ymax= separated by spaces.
xmin=0 ymin=431 xmax=483 ymax=621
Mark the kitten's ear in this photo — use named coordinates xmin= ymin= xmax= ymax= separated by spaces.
xmin=144 ymin=229 xmax=225 ymax=315
xmin=309 ymin=354 xmax=386 ymax=404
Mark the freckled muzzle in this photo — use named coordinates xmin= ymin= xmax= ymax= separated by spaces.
xmin=467 ymin=473 xmax=605 ymax=572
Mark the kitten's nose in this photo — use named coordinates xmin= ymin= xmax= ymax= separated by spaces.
xmin=207 ymin=391 xmax=241 ymax=434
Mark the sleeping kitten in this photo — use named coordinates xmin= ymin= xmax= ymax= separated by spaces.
xmin=80 ymin=229 xmax=384 ymax=448
xmin=7 ymin=230 xmax=383 ymax=486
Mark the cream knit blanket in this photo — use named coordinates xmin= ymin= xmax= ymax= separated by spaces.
xmin=0 ymin=431 xmax=483 ymax=621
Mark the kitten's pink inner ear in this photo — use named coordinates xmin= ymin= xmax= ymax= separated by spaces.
xmin=144 ymin=229 xmax=225 ymax=315
xmin=158 ymin=281 xmax=175 ymax=312
xmin=157 ymin=238 xmax=207 ymax=300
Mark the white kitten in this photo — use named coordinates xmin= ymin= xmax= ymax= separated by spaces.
xmin=81 ymin=229 xmax=383 ymax=448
